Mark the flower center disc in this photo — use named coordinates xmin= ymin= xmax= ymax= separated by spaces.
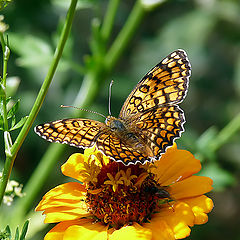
xmin=85 ymin=162 xmax=171 ymax=229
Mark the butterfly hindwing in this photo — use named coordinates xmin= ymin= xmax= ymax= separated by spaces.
xmin=96 ymin=133 xmax=149 ymax=165
xmin=134 ymin=105 xmax=185 ymax=158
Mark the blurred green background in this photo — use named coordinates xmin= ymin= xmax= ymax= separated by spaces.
xmin=0 ymin=0 xmax=240 ymax=239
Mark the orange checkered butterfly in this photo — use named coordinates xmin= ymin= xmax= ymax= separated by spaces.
xmin=35 ymin=49 xmax=191 ymax=165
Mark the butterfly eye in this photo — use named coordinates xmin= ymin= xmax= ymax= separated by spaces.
xmin=110 ymin=120 xmax=125 ymax=131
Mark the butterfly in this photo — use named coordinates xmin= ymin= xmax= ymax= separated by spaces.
xmin=35 ymin=49 xmax=191 ymax=165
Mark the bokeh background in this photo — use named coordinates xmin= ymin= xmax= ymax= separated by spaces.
xmin=0 ymin=0 xmax=240 ymax=239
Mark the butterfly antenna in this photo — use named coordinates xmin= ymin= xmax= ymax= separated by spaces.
xmin=60 ymin=105 xmax=106 ymax=119
xmin=108 ymin=80 xmax=114 ymax=116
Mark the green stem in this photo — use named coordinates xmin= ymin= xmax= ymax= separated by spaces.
xmin=10 ymin=0 xmax=77 ymax=157
xmin=0 ymin=33 xmax=12 ymax=208
xmin=0 ymin=33 xmax=9 ymax=132
xmin=210 ymin=112 xmax=240 ymax=152
xmin=105 ymin=0 xmax=146 ymax=71
xmin=0 ymin=0 xmax=78 ymax=207
xmin=101 ymin=0 xmax=120 ymax=43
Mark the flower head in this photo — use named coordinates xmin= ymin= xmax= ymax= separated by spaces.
xmin=36 ymin=144 xmax=213 ymax=240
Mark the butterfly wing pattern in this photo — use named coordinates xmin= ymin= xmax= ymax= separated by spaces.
xmin=35 ymin=49 xmax=191 ymax=165
xmin=35 ymin=119 xmax=106 ymax=148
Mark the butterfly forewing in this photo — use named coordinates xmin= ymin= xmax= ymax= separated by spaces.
xmin=35 ymin=119 xmax=106 ymax=148
xmin=119 ymin=49 xmax=191 ymax=118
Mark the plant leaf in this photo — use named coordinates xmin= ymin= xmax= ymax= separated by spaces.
xmin=10 ymin=116 xmax=28 ymax=131
xmin=5 ymin=225 xmax=11 ymax=236
xmin=19 ymin=220 xmax=29 ymax=240
xmin=11 ymin=114 xmax=16 ymax=129
xmin=14 ymin=227 xmax=19 ymax=240
xmin=7 ymin=99 xmax=20 ymax=119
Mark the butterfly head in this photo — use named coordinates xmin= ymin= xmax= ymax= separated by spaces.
xmin=105 ymin=116 xmax=126 ymax=132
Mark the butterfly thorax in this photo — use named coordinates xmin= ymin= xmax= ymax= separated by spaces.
xmin=105 ymin=116 xmax=153 ymax=157
xmin=105 ymin=115 xmax=142 ymax=146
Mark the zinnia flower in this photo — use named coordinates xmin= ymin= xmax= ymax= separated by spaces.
xmin=36 ymin=144 xmax=213 ymax=240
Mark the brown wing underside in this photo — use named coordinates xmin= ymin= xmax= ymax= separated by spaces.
xmin=119 ymin=49 xmax=191 ymax=118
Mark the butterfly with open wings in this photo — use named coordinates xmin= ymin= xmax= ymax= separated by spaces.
xmin=35 ymin=49 xmax=191 ymax=165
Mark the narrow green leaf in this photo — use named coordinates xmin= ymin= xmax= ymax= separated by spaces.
xmin=7 ymin=99 xmax=20 ymax=119
xmin=19 ymin=220 xmax=29 ymax=240
xmin=5 ymin=225 xmax=11 ymax=236
xmin=6 ymin=96 xmax=12 ymax=104
xmin=10 ymin=116 xmax=28 ymax=131
xmin=0 ymin=115 xmax=3 ymax=130
xmin=0 ymin=96 xmax=3 ymax=117
xmin=14 ymin=227 xmax=19 ymax=240
xmin=11 ymin=114 xmax=16 ymax=128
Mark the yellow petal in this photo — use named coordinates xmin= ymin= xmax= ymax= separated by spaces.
xmin=35 ymin=182 xmax=89 ymax=223
xmin=183 ymin=195 xmax=214 ymax=224
xmin=44 ymin=219 xmax=89 ymax=240
xmin=61 ymin=153 xmax=87 ymax=182
xmin=152 ymin=145 xmax=201 ymax=186
xmin=43 ymin=207 xmax=90 ymax=223
xmin=151 ymin=202 xmax=194 ymax=239
xmin=39 ymin=182 xmax=86 ymax=200
xmin=109 ymin=223 xmax=152 ymax=240
xmin=169 ymin=176 xmax=213 ymax=199
xmin=36 ymin=182 xmax=86 ymax=209
xmin=143 ymin=220 xmax=175 ymax=240
xmin=63 ymin=220 xmax=108 ymax=240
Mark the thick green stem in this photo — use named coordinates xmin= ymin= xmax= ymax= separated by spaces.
xmin=0 ymin=0 xmax=78 ymax=207
xmin=0 ymin=33 xmax=10 ymax=133
xmin=0 ymin=34 xmax=12 ymax=207
xmin=101 ymin=0 xmax=120 ymax=43
xmin=105 ymin=0 xmax=146 ymax=71
xmin=10 ymin=0 xmax=77 ymax=158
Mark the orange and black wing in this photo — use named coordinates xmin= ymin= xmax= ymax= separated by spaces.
xmin=119 ymin=49 xmax=191 ymax=118
xmin=135 ymin=105 xmax=185 ymax=159
xmin=34 ymin=119 xmax=106 ymax=149
xmin=96 ymin=133 xmax=149 ymax=165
